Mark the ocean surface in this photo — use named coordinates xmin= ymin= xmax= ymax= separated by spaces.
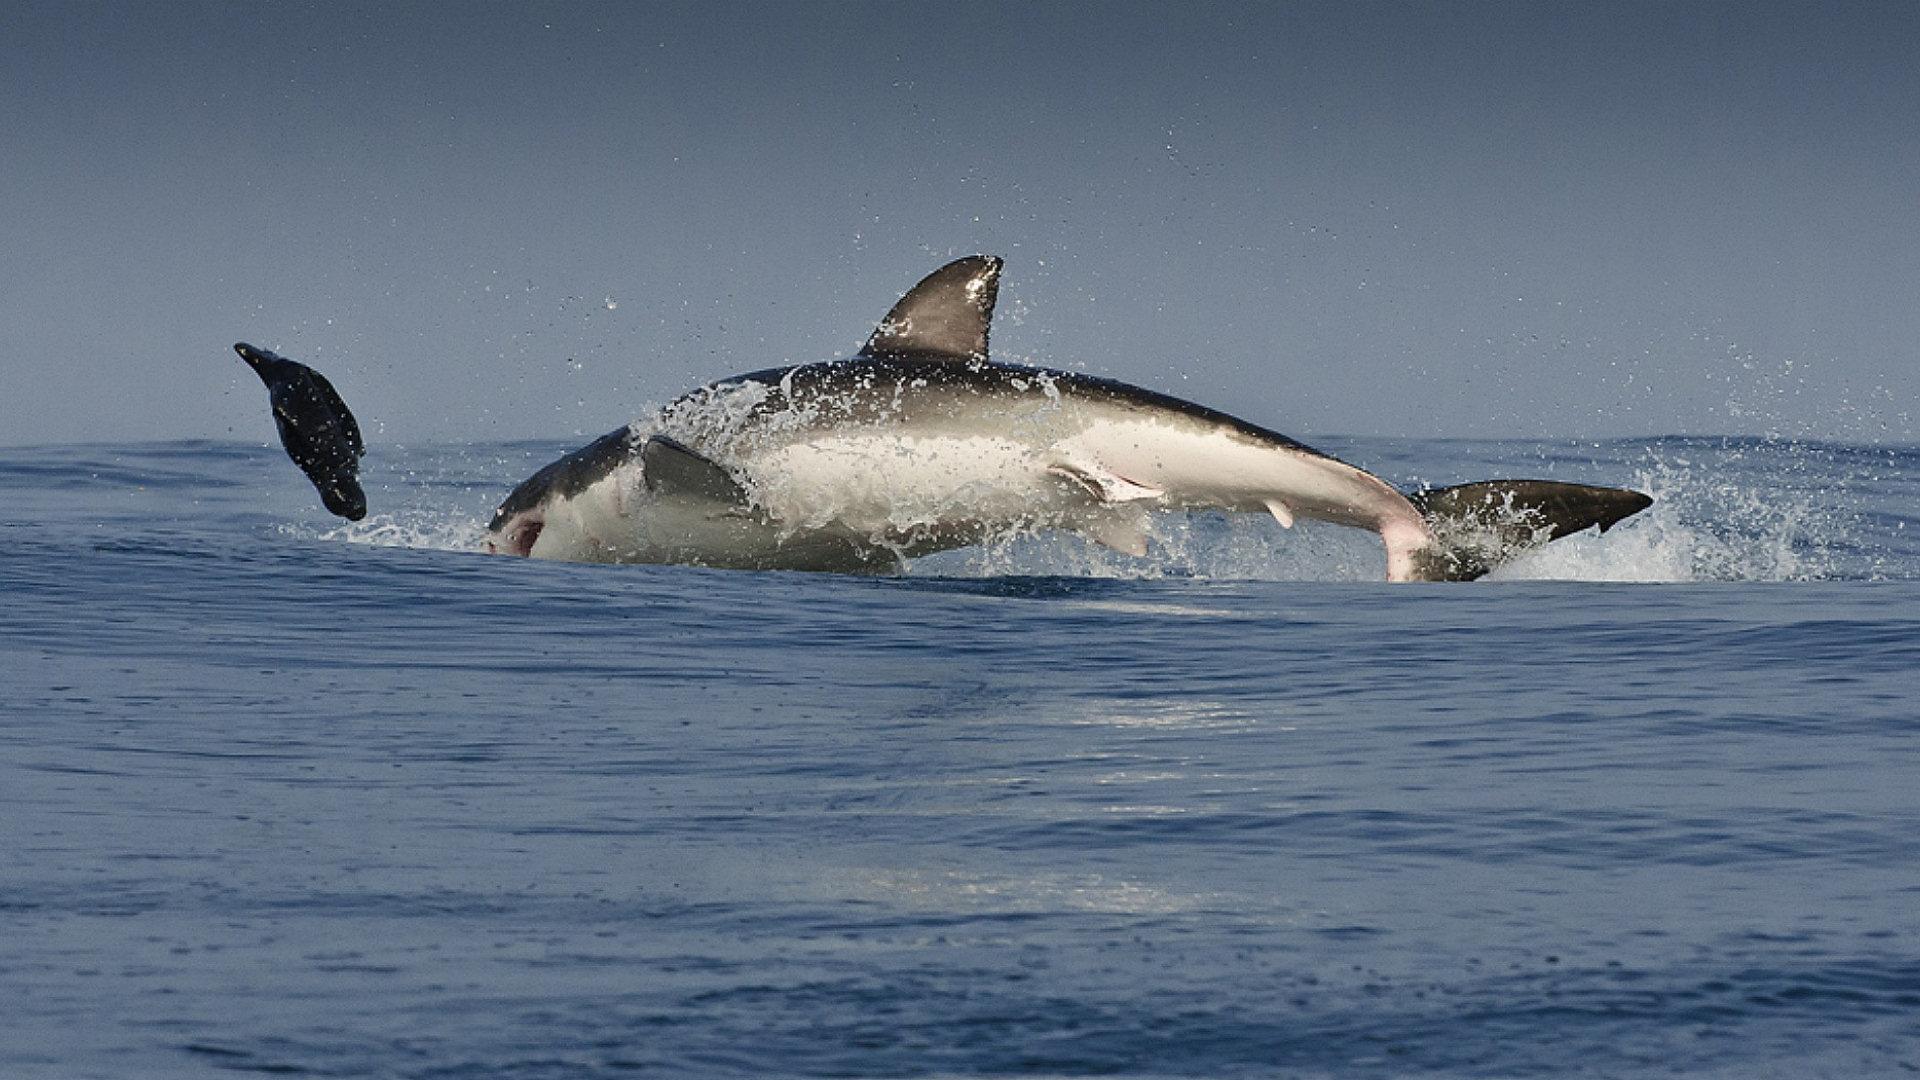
xmin=3 ymin=435 xmax=1917 ymax=1079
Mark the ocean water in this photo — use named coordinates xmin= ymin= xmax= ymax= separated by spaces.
xmin=3 ymin=436 xmax=1917 ymax=1078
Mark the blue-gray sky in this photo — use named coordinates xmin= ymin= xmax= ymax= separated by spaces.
xmin=4 ymin=1 xmax=1916 ymax=447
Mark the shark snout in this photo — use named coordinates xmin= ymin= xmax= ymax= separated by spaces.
xmin=486 ymin=511 xmax=544 ymax=557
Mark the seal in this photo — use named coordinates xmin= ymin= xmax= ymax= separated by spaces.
xmin=236 ymin=342 xmax=367 ymax=521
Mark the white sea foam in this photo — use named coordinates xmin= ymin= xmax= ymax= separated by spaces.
xmin=301 ymin=510 xmax=488 ymax=554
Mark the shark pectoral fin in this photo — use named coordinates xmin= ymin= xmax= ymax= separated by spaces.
xmin=1076 ymin=509 xmax=1152 ymax=557
xmin=1047 ymin=463 xmax=1164 ymax=504
xmin=641 ymin=436 xmax=751 ymax=507
xmin=1263 ymin=498 xmax=1295 ymax=528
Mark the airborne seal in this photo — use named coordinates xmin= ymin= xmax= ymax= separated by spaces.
xmin=237 ymin=342 xmax=367 ymax=521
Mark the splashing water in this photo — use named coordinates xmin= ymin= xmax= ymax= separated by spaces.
xmin=306 ymin=510 xmax=489 ymax=555
xmin=301 ymin=435 xmax=1910 ymax=583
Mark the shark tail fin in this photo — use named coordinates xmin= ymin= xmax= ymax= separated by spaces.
xmin=1401 ymin=480 xmax=1652 ymax=582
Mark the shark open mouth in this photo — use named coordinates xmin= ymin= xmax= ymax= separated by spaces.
xmin=487 ymin=515 xmax=543 ymax=557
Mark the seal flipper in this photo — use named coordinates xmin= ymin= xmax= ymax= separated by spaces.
xmin=305 ymin=466 xmax=367 ymax=521
xmin=858 ymin=255 xmax=1002 ymax=363
xmin=1405 ymin=480 xmax=1653 ymax=582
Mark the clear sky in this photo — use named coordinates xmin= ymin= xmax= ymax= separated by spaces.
xmin=4 ymin=1 xmax=1916 ymax=447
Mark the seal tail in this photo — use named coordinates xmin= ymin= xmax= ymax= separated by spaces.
xmin=1399 ymin=480 xmax=1652 ymax=582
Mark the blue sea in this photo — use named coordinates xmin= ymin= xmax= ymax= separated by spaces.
xmin=4 ymin=435 xmax=1917 ymax=1079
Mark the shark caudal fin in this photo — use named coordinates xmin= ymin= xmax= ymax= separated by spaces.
xmin=1401 ymin=480 xmax=1652 ymax=582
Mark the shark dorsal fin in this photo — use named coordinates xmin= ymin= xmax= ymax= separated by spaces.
xmin=858 ymin=255 xmax=1003 ymax=363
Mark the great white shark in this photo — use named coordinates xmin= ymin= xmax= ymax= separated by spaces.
xmin=485 ymin=256 xmax=1651 ymax=581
